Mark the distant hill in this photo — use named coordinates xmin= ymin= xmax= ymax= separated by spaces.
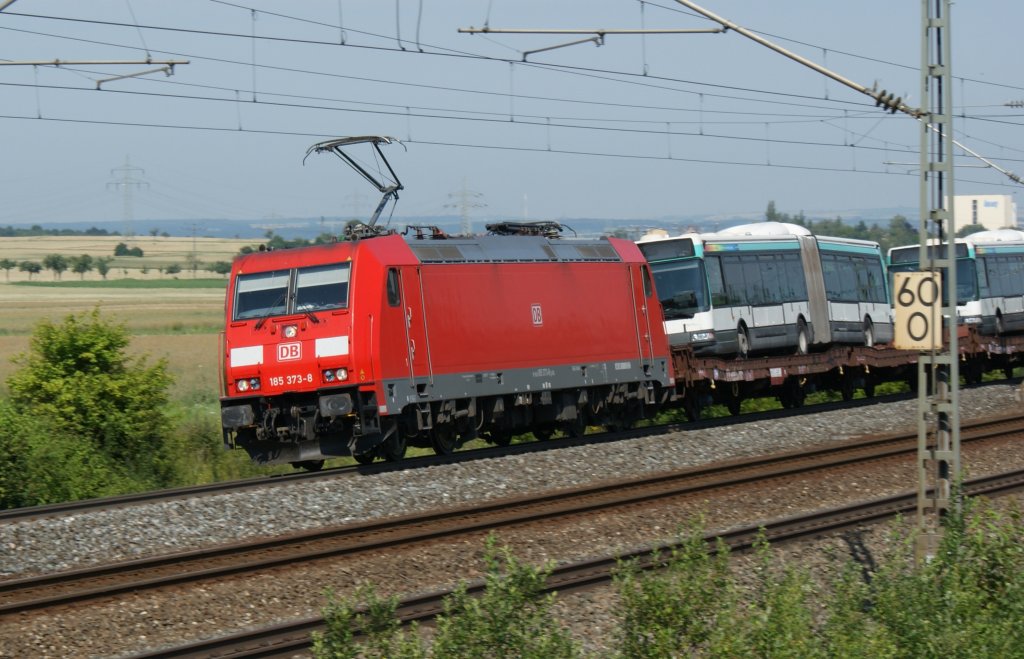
xmin=1 ymin=207 xmax=918 ymax=241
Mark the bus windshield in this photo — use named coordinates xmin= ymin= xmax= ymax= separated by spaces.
xmin=650 ymin=259 xmax=710 ymax=319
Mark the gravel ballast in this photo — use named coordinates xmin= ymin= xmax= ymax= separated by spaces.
xmin=0 ymin=384 xmax=1021 ymax=657
xmin=2 ymin=384 xmax=1021 ymax=578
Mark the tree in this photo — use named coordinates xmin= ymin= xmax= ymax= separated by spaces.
xmin=6 ymin=308 xmax=175 ymax=483
xmin=95 ymin=256 xmax=113 ymax=280
xmin=19 ymin=261 xmax=41 ymax=280
xmin=114 ymin=242 xmax=144 ymax=257
xmin=0 ymin=258 xmax=15 ymax=281
xmin=42 ymin=253 xmax=68 ymax=280
xmin=883 ymin=214 xmax=918 ymax=252
xmin=71 ymin=254 xmax=94 ymax=280
xmin=164 ymin=263 xmax=182 ymax=276
xmin=207 ymin=261 xmax=232 ymax=276
xmin=957 ymin=223 xmax=988 ymax=238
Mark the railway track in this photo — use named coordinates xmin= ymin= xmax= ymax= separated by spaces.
xmin=0 ymin=387 xmax=916 ymax=523
xmin=127 ymin=467 xmax=1024 ymax=659
xmin=3 ymin=411 xmax=1021 ymax=620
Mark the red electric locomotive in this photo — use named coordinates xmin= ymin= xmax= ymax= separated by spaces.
xmin=219 ymin=138 xmax=673 ymax=468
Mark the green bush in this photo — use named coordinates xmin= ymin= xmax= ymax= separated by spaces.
xmin=5 ymin=308 xmax=175 ymax=492
xmin=312 ymin=507 xmax=1024 ymax=658
xmin=314 ymin=534 xmax=578 ymax=659
xmin=0 ymin=400 xmax=149 ymax=507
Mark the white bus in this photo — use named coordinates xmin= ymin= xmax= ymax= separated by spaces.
xmin=639 ymin=222 xmax=892 ymax=356
xmin=888 ymin=228 xmax=1024 ymax=335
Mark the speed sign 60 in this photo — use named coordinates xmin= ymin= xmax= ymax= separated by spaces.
xmin=893 ymin=272 xmax=942 ymax=350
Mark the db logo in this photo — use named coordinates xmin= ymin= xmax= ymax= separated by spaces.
xmin=277 ymin=342 xmax=301 ymax=361
xmin=531 ymin=303 xmax=543 ymax=327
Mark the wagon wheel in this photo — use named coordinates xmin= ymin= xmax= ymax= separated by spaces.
xmin=381 ymin=422 xmax=407 ymax=462
xmin=432 ymin=424 xmax=458 ymax=455
xmin=683 ymin=391 xmax=702 ymax=422
xmin=839 ymin=377 xmax=855 ymax=402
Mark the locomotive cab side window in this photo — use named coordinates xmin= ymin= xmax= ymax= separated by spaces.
xmin=234 ymin=270 xmax=290 ymax=320
xmin=386 ymin=268 xmax=401 ymax=307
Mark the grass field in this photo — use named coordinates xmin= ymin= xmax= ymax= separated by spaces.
xmin=0 ymin=266 xmax=226 ymax=399
xmin=0 ymin=235 xmax=257 ymax=283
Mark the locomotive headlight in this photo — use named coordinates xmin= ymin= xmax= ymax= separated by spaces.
xmin=283 ymin=324 xmax=298 ymax=338
xmin=322 ymin=367 xmax=348 ymax=383
xmin=235 ymin=377 xmax=261 ymax=392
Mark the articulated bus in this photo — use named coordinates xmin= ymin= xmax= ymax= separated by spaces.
xmin=888 ymin=228 xmax=1024 ymax=335
xmin=638 ymin=222 xmax=892 ymax=357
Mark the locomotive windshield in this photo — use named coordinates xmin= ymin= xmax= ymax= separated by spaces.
xmin=295 ymin=264 xmax=350 ymax=312
xmin=233 ymin=263 xmax=351 ymax=321
xmin=234 ymin=270 xmax=289 ymax=320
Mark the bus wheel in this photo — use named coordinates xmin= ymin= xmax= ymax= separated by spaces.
xmin=795 ymin=319 xmax=809 ymax=355
xmin=996 ymin=313 xmax=1006 ymax=337
xmin=737 ymin=324 xmax=751 ymax=358
xmin=863 ymin=319 xmax=875 ymax=347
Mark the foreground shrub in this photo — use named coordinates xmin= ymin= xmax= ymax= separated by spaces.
xmin=314 ymin=534 xmax=578 ymax=658
xmin=5 ymin=308 xmax=176 ymax=495
xmin=0 ymin=400 xmax=149 ymax=507
xmin=615 ymin=502 xmax=1024 ymax=658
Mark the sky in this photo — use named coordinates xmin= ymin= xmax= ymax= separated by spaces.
xmin=1 ymin=1 xmax=1022 ymax=232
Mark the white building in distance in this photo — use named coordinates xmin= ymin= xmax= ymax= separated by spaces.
xmin=953 ymin=194 xmax=1019 ymax=231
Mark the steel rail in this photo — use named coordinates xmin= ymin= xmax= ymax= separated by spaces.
xmin=124 ymin=467 xmax=1024 ymax=658
xmin=0 ymin=387 xmax=908 ymax=523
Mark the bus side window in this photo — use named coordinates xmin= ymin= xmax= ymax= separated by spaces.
xmin=706 ymin=256 xmax=728 ymax=307
xmin=386 ymin=268 xmax=401 ymax=307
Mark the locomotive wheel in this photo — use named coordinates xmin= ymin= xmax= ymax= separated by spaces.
xmin=561 ymin=416 xmax=586 ymax=438
xmin=382 ymin=427 xmax=407 ymax=462
xmin=533 ymin=427 xmax=554 ymax=441
xmin=432 ymin=425 xmax=457 ymax=455
xmin=489 ymin=428 xmax=513 ymax=447
xmin=353 ymin=452 xmax=376 ymax=465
